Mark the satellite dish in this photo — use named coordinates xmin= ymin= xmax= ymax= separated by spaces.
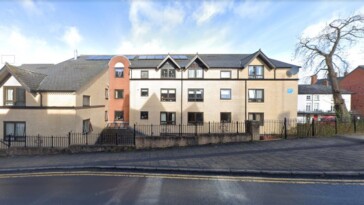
xmin=286 ymin=67 xmax=299 ymax=77
xmin=286 ymin=70 xmax=293 ymax=77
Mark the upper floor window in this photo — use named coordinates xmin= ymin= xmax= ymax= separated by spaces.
xmin=248 ymin=89 xmax=264 ymax=102
xmin=306 ymin=95 xmax=311 ymax=100
xmin=306 ymin=103 xmax=312 ymax=112
xmin=188 ymin=89 xmax=204 ymax=102
xmin=313 ymin=95 xmax=319 ymax=101
xmin=220 ymin=89 xmax=231 ymax=100
xmin=188 ymin=68 xmax=203 ymax=79
xmin=115 ymin=89 xmax=124 ymax=99
xmin=141 ymin=88 xmax=149 ymax=97
xmin=4 ymin=87 xmax=25 ymax=106
xmin=161 ymin=89 xmax=176 ymax=102
xmin=248 ymin=65 xmax=263 ymax=79
xmin=161 ymin=67 xmax=176 ymax=78
xmin=83 ymin=95 xmax=90 ymax=106
xmin=141 ymin=111 xmax=149 ymax=120
xmin=220 ymin=71 xmax=231 ymax=79
xmin=115 ymin=62 xmax=124 ymax=78
xmin=105 ymin=88 xmax=109 ymax=99
xmin=314 ymin=103 xmax=319 ymax=111
xmin=141 ymin=70 xmax=149 ymax=79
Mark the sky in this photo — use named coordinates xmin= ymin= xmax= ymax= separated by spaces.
xmin=0 ymin=0 xmax=363 ymax=80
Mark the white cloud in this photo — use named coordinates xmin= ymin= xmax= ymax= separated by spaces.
xmin=62 ymin=26 xmax=83 ymax=49
xmin=20 ymin=0 xmax=40 ymax=14
xmin=233 ymin=0 xmax=272 ymax=19
xmin=0 ymin=26 xmax=70 ymax=66
xmin=193 ymin=0 xmax=232 ymax=25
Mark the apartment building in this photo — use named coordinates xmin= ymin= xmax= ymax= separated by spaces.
xmin=0 ymin=50 xmax=299 ymax=139
xmin=127 ymin=50 xmax=299 ymax=125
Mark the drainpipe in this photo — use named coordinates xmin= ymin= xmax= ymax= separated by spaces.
xmin=180 ymin=69 xmax=183 ymax=124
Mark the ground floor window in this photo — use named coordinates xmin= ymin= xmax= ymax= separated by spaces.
xmin=220 ymin=112 xmax=231 ymax=123
xmin=160 ymin=112 xmax=176 ymax=125
xmin=115 ymin=111 xmax=124 ymax=121
xmin=82 ymin=119 xmax=93 ymax=134
xmin=141 ymin=111 xmax=149 ymax=120
xmin=4 ymin=121 xmax=26 ymax=141
xmin=188 ymin=112 xmax=204 ymax=124
xmin=248 ymin=113 xmax=264 ymax=125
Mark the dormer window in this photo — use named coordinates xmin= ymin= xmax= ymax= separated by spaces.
xmin=249 ymin=65 xmax=263 ymax=79
xmin=115 ymin=62 xmax=124 ymax=78
xmin=4 ymin=87 xmax=25 ymax=106
xmin=161 ymin=62 xmax=176 ymax=78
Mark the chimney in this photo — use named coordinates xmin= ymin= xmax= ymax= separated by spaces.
xmin=74 ymin=49 xmax=78 ymax=60
xmin=324 ymin=80 xmax=329 ymax=86
xmin=311 ymin=74 xmax=317 ymax=85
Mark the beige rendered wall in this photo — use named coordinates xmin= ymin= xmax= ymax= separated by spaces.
xmin=76 ymin=68 xmax=108 ymax=107
xmin=42 ymin=92 xmax=76 ymax=107
xmin=0 ymin=108 xmax=77 ymax=137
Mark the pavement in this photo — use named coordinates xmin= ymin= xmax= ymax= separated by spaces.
xmin=1 ymin=135 xmax=364 ymax=178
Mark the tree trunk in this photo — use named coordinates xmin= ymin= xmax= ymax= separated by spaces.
xmin=325 ymin=57 xmax=351 ymax=122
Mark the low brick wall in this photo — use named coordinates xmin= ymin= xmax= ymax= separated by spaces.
xmin=135 ymin=134 xmax=251 ymax=149
xmin=2 ymin=145 xmax=134 ymax=156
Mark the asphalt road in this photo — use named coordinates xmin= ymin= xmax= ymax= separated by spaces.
xmin=0 ymin=172 xmax=364 ymax=205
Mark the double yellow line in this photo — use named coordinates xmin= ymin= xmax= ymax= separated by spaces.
xmin=0 ymin=171 xmax=364 ymax=185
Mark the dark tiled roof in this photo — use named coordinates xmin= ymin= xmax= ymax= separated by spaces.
xmin=128 ymin=53 xmax=300 ymax=69
xmin=5 ymin=64 xmax=47 ymax=91
xmin=0 ymin=51 xmax=300 ymax=92
xmin=299 ymin=84 xmax=352 ymax=94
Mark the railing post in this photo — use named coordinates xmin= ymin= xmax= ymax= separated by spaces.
xmin=284 ymin=118 xmax=287 ymax=139
xmin=86 ymin=134 xmax=88 ymax=146
xmin=133 ymin=124 xmax=136 ymax=145
xmin=335 ymin=118 xmax=338 ymax=134
xmin=37 ymin=134 xmax=40 ymax=147
xmin=51 ymin=136 xmax=54 ymax=148
xmin=179 ymin=124 xmax=181 ymax=136
xmin=311 ymin=118 xmax=315 ymax=137
xmin=208 ymin=122 xmax=211 ymax=136
xmin=24 ymin=135 xmax=27 ymax=148
xmin=115 ymin=133 xmax=118 ymax=145
xmin=8 ymin=136 xmax=11 ymax=148
xmin=236 ymin=121 xmax=239 ymax=134
xmin=151 ymin=124 xmax=153 ymax=136
xmin=354 ymin=116 xmax=357 ymax=133
xmin=195 ymin=123 xmax=198 ymax=136
xmin=68 ymin=132 xmax=71 ymax=147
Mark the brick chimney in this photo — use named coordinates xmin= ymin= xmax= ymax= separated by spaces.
xmin=324 ymin=80 xmax=329 ymax=86
xmin=311 ymin=74 xmax=317 ymax=85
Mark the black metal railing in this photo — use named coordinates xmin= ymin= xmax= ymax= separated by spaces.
xmin=1 ymin=132 xmax=135 ymax=149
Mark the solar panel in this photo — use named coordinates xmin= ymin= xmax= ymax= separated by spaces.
xmin=126 ymin=55 xmax=136 ymax=60
xmin=171 ymin=55 xmax=188 ymax=60
xmin=86 ymin=55 xmax=113 ymax=60
xmin=139 ymin=55 xmax=148 ymax=59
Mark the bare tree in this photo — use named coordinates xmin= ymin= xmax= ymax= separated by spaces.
xmin=295 ymin=14 xmax=364 ymax=121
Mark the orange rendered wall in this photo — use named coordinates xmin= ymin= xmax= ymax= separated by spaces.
xmin=108 ymin=56 xmax=130 ymax=123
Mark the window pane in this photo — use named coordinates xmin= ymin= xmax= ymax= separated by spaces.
xmin=16 ymin=88 xmax=25 ymax=106
xmin=161 ymin=90 xmax=168 ymax=94
xmin=188 ymin=70 xmax=195 ymax=78
xmin=5 ymin=123 xmax=14 ymax=136
xmin=221 ymin=71 xmax=231 ymax=78
xmin=161 ymin=113 xmax=166 ymax=122
xmin=196 ymin=69 xmax=203 ymax=78
xmin=141 ymin=71 xmax=148 ymax=78
xmin=169 ymin=90 xmax=176 ymax=94
xmin=15 ymin=123 xmax=25 ymax=136
xmin=248 ymin=114 xmax=254 ymax=120
xmin=188 ymin=113 xmax=195 ymax=122
xmin=248 ymin=67 xmax=255 ymax=75
xmin=256 ymin=90 xmax=263 ymax=99
xmin=248 ymin=90 xmax=255 ymax=99
xmin=256 ymin=66 xmax=263 ymax=75
xmin=6 ymin=88 xmax=14 ymax=101
xmin=115 ymin=68 xmax=124 ymax=77
xmin=196 ymin=113 xmax=203 ymax=122
xmin=221 ymin=89 xmax=231 ymax=99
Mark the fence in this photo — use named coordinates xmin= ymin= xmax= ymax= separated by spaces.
xmin=134 ymin=122 xmax=246 ymax=137
xmin=0 ymin=132 xmax=135 ymax=149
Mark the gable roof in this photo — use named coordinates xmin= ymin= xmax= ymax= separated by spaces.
xmin=157 ymin=55 xmax=181 ymax=69
xmin=185 ymin=54 xmax=210 ymax=69
xmin=299 ymin=84 xmax=352 ymax=94
xmin=240 ymin=50 xmax=276 ymax=69
xmin=0 ymin=56 xmax=109 ymax=92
